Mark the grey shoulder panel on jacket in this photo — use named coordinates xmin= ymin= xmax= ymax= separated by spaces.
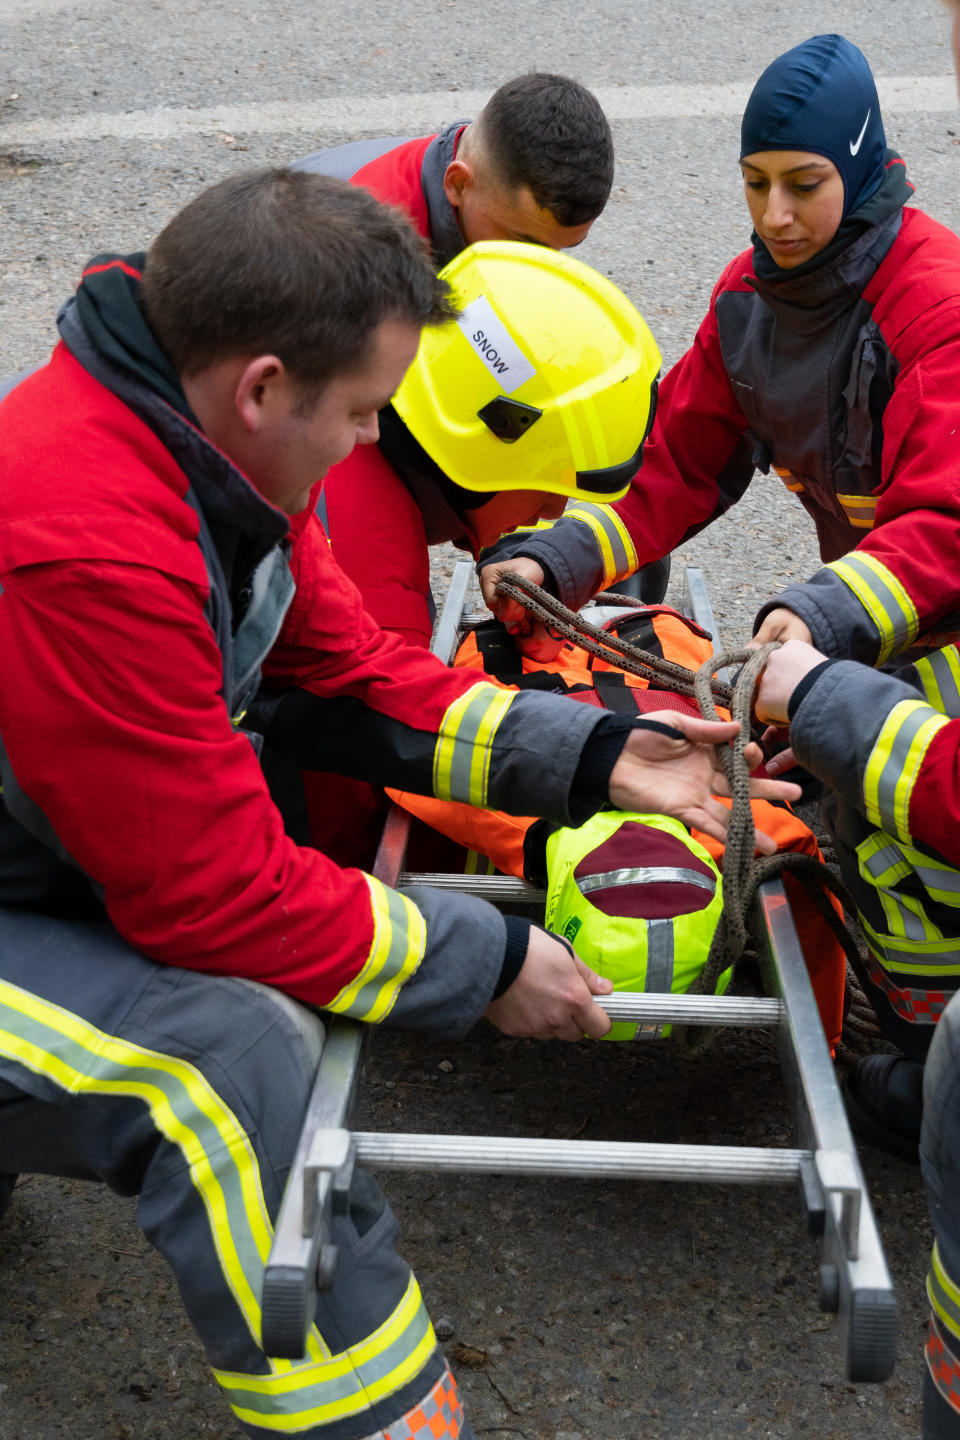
xmin=291 ymin=136 xmax=414 ymax=179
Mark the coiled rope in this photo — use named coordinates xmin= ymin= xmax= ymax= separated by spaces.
xmin=494 ymin=573 xmax=868 ymax=1054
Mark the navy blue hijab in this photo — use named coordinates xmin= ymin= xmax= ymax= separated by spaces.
xmin=740 ymin=34 xmax=887 ymax=219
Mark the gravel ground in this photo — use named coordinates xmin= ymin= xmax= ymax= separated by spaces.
xmin=1 ymin=1 xmax=957 ymax=1435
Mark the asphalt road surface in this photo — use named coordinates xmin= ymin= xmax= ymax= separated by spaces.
xmin=1 ymin=2 xmax=959 ymax=1436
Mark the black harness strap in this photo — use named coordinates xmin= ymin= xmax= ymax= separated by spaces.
xmin=591 ymin=670 xmax=642 ymax=715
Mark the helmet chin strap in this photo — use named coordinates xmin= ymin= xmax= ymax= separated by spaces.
xmin=376 ymin=404 xmax=498 ymax=516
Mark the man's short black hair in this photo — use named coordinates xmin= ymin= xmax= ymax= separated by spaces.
xmin=141 ymin=168 xmax=455 ymax=393
xmin=474 ymin=73 xmax=614 ymax=227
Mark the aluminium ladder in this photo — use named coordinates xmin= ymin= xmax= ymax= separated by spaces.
xmin=261 ymin=560 xmax=897 ymax=1383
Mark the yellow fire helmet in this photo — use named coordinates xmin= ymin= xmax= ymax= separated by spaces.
xmin=390 ymin=240 xmax=662 ymax=502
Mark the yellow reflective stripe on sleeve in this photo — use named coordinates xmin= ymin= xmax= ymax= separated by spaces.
xmin=828 ymin=552 xmax=919 ymax=663
xmin=915 ymin=648 xmax=960 ymax=718
xmin=862 ymin=700 xmax=950 ymax=842
xmin=465 ymin=850 xmax=495 ymax=876
xmin=564 ymin=503 xmax=639 ymax=586
xmin=432 ymin=683 xmax=515 ymax=806
xmin=836 ymin=492 xmax=878 ymax=530
xmin=929 ymin=1242 xmax=960 ymax=1344
xmin=322 ymin=877 xmax=426 ymax=1024
xmin=215 ymin=1273 xmax=437 ymax=1431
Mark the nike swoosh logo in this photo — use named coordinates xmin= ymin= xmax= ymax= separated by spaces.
xmin=850 ymin=109 xmax=871 ymax=156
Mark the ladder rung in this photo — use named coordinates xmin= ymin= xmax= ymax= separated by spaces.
xmin=599 ymin=993 xmax=782 ymax=1027
xmin=400 ymin=872 xmax=545 ymax=902
xmin=353 ymin=1132 xmax=806 ymax=1184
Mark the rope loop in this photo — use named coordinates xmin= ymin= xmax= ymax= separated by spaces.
xmin=492 ymin=574 xmax=865 ymax=1054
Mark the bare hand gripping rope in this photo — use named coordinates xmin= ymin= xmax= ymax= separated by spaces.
xmin=494 ymin=573 xmax=866 ymax=1053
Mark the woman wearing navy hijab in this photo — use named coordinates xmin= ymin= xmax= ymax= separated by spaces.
xmin=480 ymin=34 xmax=960 ymax=1152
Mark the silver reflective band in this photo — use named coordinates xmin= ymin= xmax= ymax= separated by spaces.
xmin=644 ymin=917 xmax=675 ymax=997
xmin=576 ymin=865 xmax=717 ymax=897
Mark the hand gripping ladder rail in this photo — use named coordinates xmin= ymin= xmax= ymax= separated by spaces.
xmin=261 ymin=560 xmax=897 ymax=1382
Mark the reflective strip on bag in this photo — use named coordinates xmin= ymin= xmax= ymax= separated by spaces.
xmin=575 ymin=865 xmax=717 ymax=898
xmin=464 ymin=850 xmax=495 ymax=876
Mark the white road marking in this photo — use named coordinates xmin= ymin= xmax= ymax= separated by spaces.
xmin=0 ymin=77 xmax=956 ymax=146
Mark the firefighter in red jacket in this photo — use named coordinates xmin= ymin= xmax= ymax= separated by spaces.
xmin=480 ymin=33 xmax=960 ymax=1136
xmin=289 ymin=238 xmax=844 ymax=1047
xmin=0 ymin=170 xmax=795 ymax=1440
xmin=750 ymin=19 xmax=960 ymax=1436
xmin=298 ymin=239 xmax=662 ymax=864
xmin=293 ymin=71 xmax=613 ymax=265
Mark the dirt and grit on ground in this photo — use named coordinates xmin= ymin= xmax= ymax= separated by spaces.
xmin=3 ymin=0 xmax=960 ymax=1435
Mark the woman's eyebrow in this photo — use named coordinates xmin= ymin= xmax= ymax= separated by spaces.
xmin=740 ymin=160 xmax=831 ymax=174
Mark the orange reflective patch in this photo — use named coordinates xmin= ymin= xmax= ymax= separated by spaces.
xmin=927 ymin=1316 xmax=960 ymax=1411
xmin=384 ymin=1369 xmax=464 ymax=1439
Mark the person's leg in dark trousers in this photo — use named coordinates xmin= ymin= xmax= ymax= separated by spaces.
xmin=0 ymin=909 xmax=474 ymax=1439
xmin=921 ymin=992 xmax=960 ymax=1436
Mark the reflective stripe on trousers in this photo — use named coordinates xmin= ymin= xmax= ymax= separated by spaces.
xmin=820 ymin=792 xmax=960 ymax=1060
xmin=922 ymin=995 xmax=960 ymax=1436
xmin=0 ymin=909 xmax=459 ymax=1439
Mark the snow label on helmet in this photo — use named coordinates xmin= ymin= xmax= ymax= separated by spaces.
xmin=456 ymin=295 xmax=536 ymax=395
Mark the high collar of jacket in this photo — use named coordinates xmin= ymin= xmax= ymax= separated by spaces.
xmin=746 ymin=153 xmax=913 ymax=322
xmin=377 ymin=404 xmax=498 ymax=555
xmin=58 ymin=253 xmax=288 ymax=558
xmin=421 ymin=120 xmax=470 ymax=270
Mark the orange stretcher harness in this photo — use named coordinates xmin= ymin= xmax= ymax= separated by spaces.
xmin=391 ymin=604 xmax=846 ymax=1049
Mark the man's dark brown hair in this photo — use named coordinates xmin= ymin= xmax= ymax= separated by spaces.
xmin=474 ymin=73 xmax=614 ymax=226
xmin=141 ymin=168 xmax=455 ymax=392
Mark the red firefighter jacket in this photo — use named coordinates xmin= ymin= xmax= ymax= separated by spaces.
xmin=292 ymin=124 xmax=468 ymax=267
xmin=484 ymin=198 xmax=960 ymax=668
xmin=0 ymin=276 xmax=614 ymax=1035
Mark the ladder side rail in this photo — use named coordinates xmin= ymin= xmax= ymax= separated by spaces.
xmin=683 ymin=563 xmax=896 ymax=1382
xmin=682 ymin=565 xmax=731 ymax=683
xmin=757 ymin=881 xmax=897 ymax=1382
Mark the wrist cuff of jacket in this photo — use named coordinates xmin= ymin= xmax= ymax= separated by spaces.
xmin=787 ymin=659 xmax=837 ymax=721
xmin=494 ymin=915 xmax=533 ymax=997
xmin=572 ymin=713 xmax=689 ymax=817
xmin=538 ymin=561 xmax=560 ymax=597
xmin=571 ymin=713 xmax=638 ymax=814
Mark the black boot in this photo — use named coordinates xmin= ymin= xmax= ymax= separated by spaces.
xmin=0 ymin=1172 xmax=18 ymax=1220
xmin=842 ymin=1054 xmax=924 ymax=1162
